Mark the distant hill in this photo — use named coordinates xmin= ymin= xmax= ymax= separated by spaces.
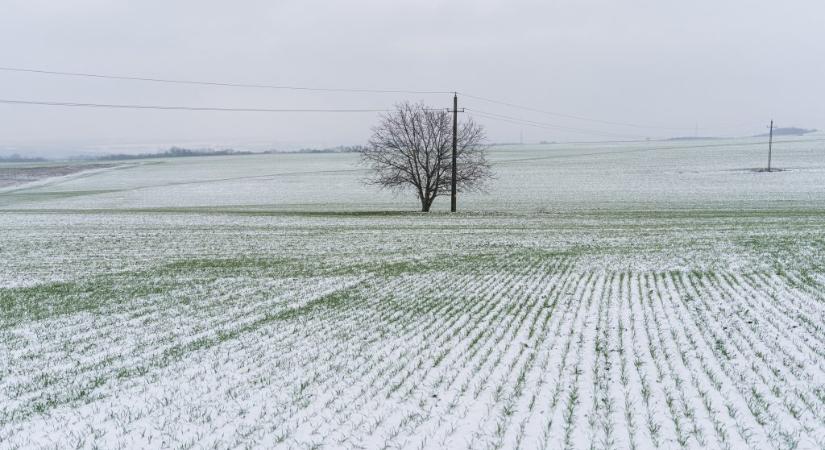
xmin=756 ymin=127 xmax=817 ymax=137
xmin=666 ymin=136 xmax=721 ymax=141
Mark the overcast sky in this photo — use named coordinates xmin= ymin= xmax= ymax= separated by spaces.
xmin=1 ymin=0 xmax=823 ymax=155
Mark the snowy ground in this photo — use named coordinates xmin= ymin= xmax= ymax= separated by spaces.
xmin=0 ymin=162 xmax=118 ymax=191
xmin=1 ymin=137 xmax=825 ymax=449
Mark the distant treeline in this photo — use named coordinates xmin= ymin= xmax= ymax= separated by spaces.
xmin=86 ymin=145 xmax=368 ymax=161
xmin=4 ymin=145 xmax=369 ymax=163
xmin=85 ymin=147 xmax=256 ymax=161
xmin=0 ymin=154 xmax=47 ymax=162
xmin=289 ymin=145 xmax=366 ymax=154
xmin=755 ymin=127 xmax=817 ymax=137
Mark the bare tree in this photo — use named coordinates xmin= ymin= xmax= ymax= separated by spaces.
xmin=361 ymin=102 xmax=491 ymax=212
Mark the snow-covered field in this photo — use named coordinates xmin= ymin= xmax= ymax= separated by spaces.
xmin=2 ymin=137 xmax=825 ymax=449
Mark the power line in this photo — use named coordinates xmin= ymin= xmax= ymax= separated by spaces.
xmin=0 ymin=66 xmax=760 ymax=135
xmin=0 ymin=66 xmax=769 ymax=136
xmin=461 ymin=92 xmax=694 ymax=131
xmin=468 ymin=109 xmax=648 ymax=140
xmin=0 ymin=99 xmax=392 ymax=113
xmin=0 ymin=66 xmax=453 ymax=95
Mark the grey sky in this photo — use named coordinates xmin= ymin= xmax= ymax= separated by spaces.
xmin=1 ymin=0 xmax=823 ymax=155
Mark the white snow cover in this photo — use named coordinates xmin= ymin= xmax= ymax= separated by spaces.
xmin=2 ymin=138 xmax=825 ymax=449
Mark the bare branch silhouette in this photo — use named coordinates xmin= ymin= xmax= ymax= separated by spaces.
xmin=361 ymin=102 xmax=491 ymax=212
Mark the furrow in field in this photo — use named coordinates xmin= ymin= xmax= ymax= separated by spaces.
xmin=462 ymin=259 xmax=565 ymax=449
xmin=556 ymin=271 xmax=602 ymax=450
xmin=725 ymin=273 xmax=825 ymax=368
xmin=723 ymin=272 xmax=825 ymax=386
xmin=221 ymin=273 xmax=456 ymax=444
xmin=711 ymin=273 xmax=825 ymax=442
xmin=615 ymin=272 xmax=644 ymax=450
xmin=704 ymin=271 xmax=825 ymax=437
xmin=648 ymin=272 xmax=738 ymax=449
xmin=602 ymin=273 xmax=628 ymax=450
xmin=586 ymin=271 xmax=619 ymax=450
xmin=288 ymin=259 xmax=542 ymax=448
xmin=512 ymin=268 xmax=588 ymax=450
xmin=409 ymin=259 xmax=575 ymax=448
xmin=400 ymin=260 xmax=552 ymax=446
xmin=626 ymin=272 xmax=667 ymax=448
xmin=502 ymin=262 xmax=580 ymax=449
xmin=652 ymin=272 xmax=752 ymax=449
xmin=635 ymin=272 xmax=694 ymax=448
xmin=773 ymin=271 xmax=825 ymax=318
xmin=745 ymin=272 xmax=825 ymax=354
xmin=542 ymin=271 xmax=597 ymax=449
xmin=0 ymin=275 xmax=365 ymax=421
xmin=333 ymin=273 xmax=511 ymax=443
xmin=666 ymin=271 xmax=773 ymax=447
xmin=676 ymin=272 xmax=805 ymax=449
xmin=0 ymin=272 xmax=423 ymax=446
xmin=4 ymin=275 xmax=307 ymax=375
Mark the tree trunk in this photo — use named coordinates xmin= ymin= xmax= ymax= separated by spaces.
xmin=420 ymin=195 xmax=432 ymax=212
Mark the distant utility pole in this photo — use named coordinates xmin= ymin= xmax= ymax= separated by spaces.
xmin=767 ymin=119 xmax=774 ymax=172
xmin=451 ymin=93 xmax=458 ymax=212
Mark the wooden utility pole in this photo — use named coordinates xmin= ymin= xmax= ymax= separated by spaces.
xmin=767 ymin=119 xmax=774 ymax=172
xmin=451 ymin=93 xmax=458 ymax=212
